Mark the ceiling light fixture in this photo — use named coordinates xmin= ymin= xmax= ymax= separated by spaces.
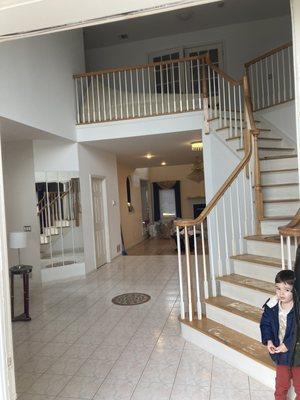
xmin=191 ymin=141 xmax=203 ymax=151
xmin=145 ymin=153 xmax=154 ymax=159
xmin=161 ymin=161 xmax=166 ymax=166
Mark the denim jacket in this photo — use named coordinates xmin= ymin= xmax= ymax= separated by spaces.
xmin=260 ymin=296 xmax=295 ymax=366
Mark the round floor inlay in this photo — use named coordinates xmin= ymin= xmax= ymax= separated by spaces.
xmin=111 ymin=293 xmax=151 ymax=306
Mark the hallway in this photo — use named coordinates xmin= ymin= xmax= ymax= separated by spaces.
xmin=13 ymin=255 xmax=272 ymax=400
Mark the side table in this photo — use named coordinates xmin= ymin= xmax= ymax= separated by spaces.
xmin=9 ymin=265 xmax=32 ymax=322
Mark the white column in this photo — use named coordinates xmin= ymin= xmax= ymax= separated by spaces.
xmin=291 ymin=0 xmax=300 ymax=196
xmin=0 ymin=129 xmax=17 ymax=400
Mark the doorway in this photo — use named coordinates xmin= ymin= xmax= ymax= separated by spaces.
xmin=91 ymin=176 xmax=107 ymax=268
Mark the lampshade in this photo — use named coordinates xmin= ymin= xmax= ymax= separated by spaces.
xmin=8 ymin=232 xmax=27 ymax=249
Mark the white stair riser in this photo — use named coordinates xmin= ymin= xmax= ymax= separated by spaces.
xmin=246 ymin=240 xmax=282 ymax=259
xmin=206 ymin=303 xmax=260 ymax=341
xmin=264 ymin=201 xmax=300 ymax=217
xmin=54 ymin=220 xmax=70 ymax=228
xmin=181 ymin=323 xmax=275 ymax=390
xmin=261 ymin=219 xmax=291 ymax=234
xmin=259 ymin=149 xmax=295 ymax=158
xmin=232 ymin=259 xmax=279 ymax=283
xmin=43 ymin=227 xmax=59 ymax=236
xmin=261 ymin=170 xmax=299 ymax=185
xmin=263 ymin=185 xmax=299 ymax=200
xmin=260 ymin=157 xmax=298 ymax=170
xmin=219 ymin=281 xmax=270 ymax=308
xmin=227 ymin=139 xmax=282 ymax=153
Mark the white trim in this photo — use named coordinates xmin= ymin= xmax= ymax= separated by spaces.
xmin=41 ymin=262 xmax=85 ymax=282
xmin=0 ymin=132 xmax=16 ymax=400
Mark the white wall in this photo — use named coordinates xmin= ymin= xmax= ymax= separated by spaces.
xmin=77 ymin=111 xmax=202 ymax=142
xmin=257 ymin=101 xmax=297 ymax=146
xmin=86 ymin=15 xmax=291 ymax=80
xmin=78 ymin=144 xmax=121 ymax=274
xmin=33 ymin=140 xmax=79 ymax=171
xmin=2 ymin=140 xmax=41 ymax=283
xmin=291 ymin=0 xmax=300 ymax=190
xmin=0 ymin=30 xmax=85 ymax=141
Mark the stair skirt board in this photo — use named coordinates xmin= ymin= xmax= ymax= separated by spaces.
xmin=41 ymin=262 xmax=85 ymax=283
xmin=180 ymin=322 xmax=275 ymax=389
xmin=205 ymin=303 xmax=260 ymax=341
xmin=219 ymin=280 xmax=270 ymax=308
xmin=232 ymin=259 xmax=279 ymax=283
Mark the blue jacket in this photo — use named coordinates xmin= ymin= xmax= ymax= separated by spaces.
xmin=260 ymin=296 xmax=295 ymax=365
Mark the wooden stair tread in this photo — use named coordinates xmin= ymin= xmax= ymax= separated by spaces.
xmin=261 ymin=168 xmax=298 ymax=174
xmin=217 ymin=273 xmax=274 ymax=294
xmin=263 ymin=198 xmax=300 ymax=203
xmin=238 ymin=147 xmax=294 ymax=152
xmin=260 ymin=154 xmax=298 ymax=160
xmin=206 ymin=295 xmax=262 ymax=323
xmin=231 ymin=253 xmax=281 ymax=268
xmin=245 ymin=235 xmax=280 ymax=244
xmin=261 ymin=182 xmax=298 ymax=188
xmin=226 ymin=136 xmax=281 ymax=142
xmin=180 ymin=317 xmax=274 ymax=369
xmin=261 ymin=215 xmax=294 ymax=221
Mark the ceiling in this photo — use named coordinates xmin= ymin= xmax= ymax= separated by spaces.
xmin=84 ymin=0 xmax=290 ymax=49
xmin=86 ymin=130 xmax=202 ymax=168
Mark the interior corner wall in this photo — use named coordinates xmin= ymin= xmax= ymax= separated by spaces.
xmin=117 ymin=162 xmax=144 ymax=250
xmin=85 ymin=15 xmax=291 ymax=80
xmin=2 ymin=140 xmax=41 ymax=282
xmin=33 ymin=140 xmax=79 ymax=172
xmin=78 ymin=144 xmax=121 ymax=274
xmin=148 ymin=164 xmax=204 ymax=219
xmin=0 ymin=29 xmax=85 ymax=141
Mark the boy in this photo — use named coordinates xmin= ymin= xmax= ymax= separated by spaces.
xmin=260 ymin=269 xmax=300 ymax=399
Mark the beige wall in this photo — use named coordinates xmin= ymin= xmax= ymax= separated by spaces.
xmin=149 ymin=164 xmax=205 ymax=219
xmin=117 ymin=162 xmax=145 ymax=250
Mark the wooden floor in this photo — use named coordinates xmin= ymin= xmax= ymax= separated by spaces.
xmin=127 ymin=237 xmax=177 ymax=255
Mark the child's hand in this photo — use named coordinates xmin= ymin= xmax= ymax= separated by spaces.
xmin=267 ymin=340 xmax=276 ymax=354
xmin=275 ymin=343 xmax=288 ymax=353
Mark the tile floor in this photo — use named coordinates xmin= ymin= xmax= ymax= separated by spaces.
xmin=12 ymin=255 xmax=274 ymax=400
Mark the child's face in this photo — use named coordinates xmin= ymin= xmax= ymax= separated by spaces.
xmin=275 ymin=282 xmax=293 ymax=304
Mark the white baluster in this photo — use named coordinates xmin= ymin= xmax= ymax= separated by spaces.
xmin=228 ymin=82 xmax=232 ymax=138
xmin=190 ymin=60 xmax=195 ymax=111
xmin=276 ymin=52 xmax=280 ymax=104
xmin=172 ymin=62 xmax=176 ymax=112
xmin=119 ymin=71 xmax=123 ymax=119
xmin=255 ymin=63 xmax=260 ymax=110
xmin=248 ymin=171 xmax=255 ymax=235
xmin=238 ymin=85 xmax=243 ymax=144
xmin=215 ymin=206 xmax=223 ymax=277
xmin=107 ymin=73 xmax=112 ymax=120
xmin=142 ymin=68 xmax=146 ymax=116
xmin=250 ymin=65 xmax=255 ymax=111
xmin=282 ymin=49 xmax=286 ymax=102
xmin=281 ymin=235 xmax=285 ymax=270
xmin=235 ymin=177 xmax=243 ymax=253
xmin=136 ymin=69 xmax=140 ymax=117
xmin=96 ymin=75 xmax=101 ymax=122
xmin=148 ymin=67 xmax=153 ymax=116
xmin=229 ymin=186 xmax=236 ymax=255
xmin=218 ymin=74 xmax=222 ymax=126
xmin=166 ymin=62 xmax=170 ymax=113
xmin=266 ymin=57 xmax=270 ymax=108
xmin=193 ymin=226 xmax=202 ymax=319
xmin=75 ymin=79 xmax=80 ymax=124
xmin=200 ymin=222 xmax=209 ymax=299
xmin=160 ymin=64 xmax=164 ymax=114
xmin=45 ymin=174 xmax=53 ymax=267
xmin=208 ymin=65 xmax=212 ymax=118
xmin=184 ymin=226 xmax=193 ymax=322
xmin=176 ymin=226 xmax=185 ymax=319
xmin=213 ymin=68 xmax=217 ymax=118
xmin=101 ymin=75 xmax=107 ymax=121
xmin=260 ymin=60 xmax=265 ymax=109
xmin=130 ymin=70 xmax=135 ymax=117
xmin=57 ymin=174 xmax=65 ymax=266
xmin=113 ymin=72 xmax=117 ymax=120
xmin=154 ymin=67 xmax=158 ymax=114
xmin=184 ymin=61 xmax=189 ymax=111
xmin=222 ymin=197 xmax=231 ymax=275
xmin=91 ymin=75 xmax=96 ymax=122
xmin=124 ymin=70 xmax=129 ymax=118
xmin=242 ymin=170 xmax=248 ymax=237
xmin=234 ymin=86 xmax=237 ymax=137
xmin=178 ymin=62 xmax=183 ymax=112
xmin=86 ymin=76 xmax=90 ymax=123
xmin=287 ymin=236 xmax=292 ymax=270
xmin=271 ymin=56 xmax=275 ymax=105
xmin=197 ymin=59 xmax=202 ymax=110
xmin=80 ymin=77 xmax=85 ymax=123
xmin=222 ymin=78 xmax=226 ymax=127
xmin=207 ymin=215 xmax=217 ymax=296
xmin=288 ymin=46 xmax=293 ymax=100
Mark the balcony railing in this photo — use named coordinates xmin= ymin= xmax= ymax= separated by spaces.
xmin=73 ymin=54 xmax=209 ymax=124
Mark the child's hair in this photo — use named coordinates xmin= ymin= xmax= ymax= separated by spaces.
xmin=275 ymin=270 xmax=295 ymax=286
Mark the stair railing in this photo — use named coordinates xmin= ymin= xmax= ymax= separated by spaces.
xmin=73 ymin=54 xmax=208 ymax=124
xmin=175 ymin=63 xmax=259 ymax=322
xmin=245 ymin=42 xmax=294 ymax=112
xmin=278 ymin=209 xmax=300 ymax=270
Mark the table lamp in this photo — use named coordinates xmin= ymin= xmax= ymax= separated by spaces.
xmin=8 ymin=232 xmax=27 ymax=267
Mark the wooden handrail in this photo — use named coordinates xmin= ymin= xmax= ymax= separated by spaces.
xmin=206 ymin=61 xmax=241 ymax=86
xmin=73 ymin=53 xmax=209 ymax=79
xmin=244 ymin=41 xmax=292 ymax=68
xmin=37 ymin=188 xmax=70 ymax=215
xmin=279 ymin=209 xmax=300 ymax=237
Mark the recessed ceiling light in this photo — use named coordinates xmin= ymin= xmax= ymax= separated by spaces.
xmin=191 ymin=141 xmax=203 ymax=151
xmin=145 ymin=153 xmax=153 ymax=159
xmin=161 ymin=161 xmax=166 ymax=166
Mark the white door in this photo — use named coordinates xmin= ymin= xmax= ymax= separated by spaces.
xmin=91 ymin=177 xmax=107 ymax=268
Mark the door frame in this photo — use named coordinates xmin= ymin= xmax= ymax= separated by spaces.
xmin=89 ymin=175 xmax=111 ymax=269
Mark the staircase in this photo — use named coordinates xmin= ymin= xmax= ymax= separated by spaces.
xmin=176 ymin=42 xmax=299 ymax=390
